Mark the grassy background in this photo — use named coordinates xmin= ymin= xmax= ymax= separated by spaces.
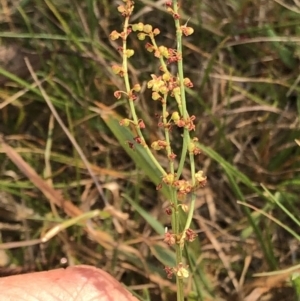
xmin=0 ymin=1 xmax=300 ymax=300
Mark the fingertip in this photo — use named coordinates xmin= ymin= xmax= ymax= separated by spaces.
xmin=0 ymin=265 xmax=138 ymax=301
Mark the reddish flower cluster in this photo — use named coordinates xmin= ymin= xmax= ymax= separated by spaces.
xmin=151 ymin=140 xmax=169 ymax=151
xmin=164 ymin=266 xmax=173 ymax=279
xmin=167 ymin=48 xmax=181 ymax=64
xmin=185 ymin=228 xmax=197 ymax=242
xmin=174 ymin=115 xmax=196 ymax=131
xmin=117 ymin=1 xmax=134 ymax=17
xmin=173 ymin=179 xmax=192 ymax=196
xmin=164 ymin=231 xmax=176 ymax=246
xmin=160 ymin=171 xmax=207 ymax=199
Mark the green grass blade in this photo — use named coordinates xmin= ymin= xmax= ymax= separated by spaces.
xmin=122 ymin=193 xmax=165 ymax=235
xmin=91 ymin=103 xmax=170 ymax=198
xmin=198 ymin=143 xmax=277 ymax=269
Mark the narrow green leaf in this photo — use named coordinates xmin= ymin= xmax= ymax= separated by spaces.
xmin=91 ymin=103 xmax=170 ymax=198
xmin=122 ymin=193 xmax=164 ymax=235
xmin=150 ymin=243 xmax=176 ymax=267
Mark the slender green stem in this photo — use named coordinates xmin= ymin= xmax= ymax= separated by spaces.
xmin=172 ymin=2 xmax=193 ymax=181
xmin=173 ymin=195 xmax=184 ymax=301
xmin=122 ymin=9 xmax=166 ymax=177
xmin=118 ymin=3 xmax=200 ymax=301
xmin=181 ymin=154 xmax=196 ymax=244
xmin=173 ymin=4 xmax=187 ymax=119
xmin=172 ymin=2 xmax=194 ymax=301
xmin=172 ymin=0 xmax=196 ymax=223
xmin=162 ymin=95 xmax=174 ymax=175
xmin=173 ymin=2 xmax=198 ymax=299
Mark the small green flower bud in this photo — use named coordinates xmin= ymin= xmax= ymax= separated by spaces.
xmin=151 ymin=141 xmax=162 ymax=150
xmin=143 ymin=24 xmax=153 ymax=33
xmin=151 ymin=140 xmax=168 ymax=150
xmin=195 ymin=171 xmax=206 ymax=182
xmin=132 ymin=22 xmax=144 ymax=32
xmin=172 ymin=86 xmax=180 ymax=95
xmin=159 ymin=85 xmax=168 ymax=94
xmin=162 ymin=71 xmax=171 ymax=81
xmin=147 ymin=80 xmax=153 ymax=89
xmin=177 ymin=266 xmax=189 ymax=279
xmin=125 ymin=49 xmax=134 ymax=58
xmin=109 ymin=30 xmax=120 ymax=40
xmin=171 ymin=111 xmax=180 ymax=122
xmin=117 ymin=5 xmax=126 ymax=14
xmin=112 ymin=64 xmax=122 ymax=74
xmin=158 ymin=46 xmax=169 ymax=58
xmin=152 ymin=92 xmax=161 ymax=101
xmin=183 ymin=77 xmax=193 ymax=88
xmin=163 ymin=173 xmax=175 ymax=185
xmin=188 ymin=142 xmax=196 ymax=153
xmin=137 ymin=33 xmax=146 ymax=40
xmin=132 ymin=84 xmax=141 ymax=92
xmin=119 ymin=118 xmax=131 ymax=126
xmin=163 ymin=111 xmax=169 ymax=118
xmin=181 ymin=26 xmax=194 ymax=36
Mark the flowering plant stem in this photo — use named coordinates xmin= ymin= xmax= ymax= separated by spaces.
xmin=121 ymin=13 xmax=166 ymax=178
xmin=172 ymin=0 xmax=197 ymax=240
xmin=110 ymin=1 xmax=207 ymax=300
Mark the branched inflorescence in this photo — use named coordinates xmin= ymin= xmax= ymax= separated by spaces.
xmin=110 ymin=0 xmax=207 ymax=297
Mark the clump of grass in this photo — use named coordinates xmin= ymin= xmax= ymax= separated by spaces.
xmin=1 ymin=0 xmax=300 ymax=300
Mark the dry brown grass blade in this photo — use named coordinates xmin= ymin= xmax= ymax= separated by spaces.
xmin=0 ymin=145 xmax=128 ymax=179
xmin=0 ymin=135 xmax=80 ymax=216
xmin=23 ymin=57 xmax=128 ymax=222
xmin=240 ymin=268 xmax=300 ymax=301
xmin=0 ymin=135 xmax=116 ymax=249
xmin=197 ymin=216 xmax=240 ymax=294
xmin=0 ymin=81 xmax=42 ymax=110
